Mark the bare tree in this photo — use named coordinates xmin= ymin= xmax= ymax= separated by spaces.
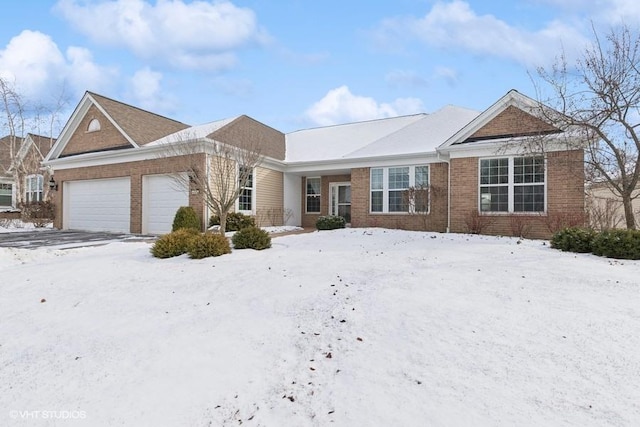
xmin=536 ymin=24 xmax=640 ymax=229
xmin=1 ymin=77 xmax=27 ymax=205
xmin=159 ymin=132 xmax=263 ymax=235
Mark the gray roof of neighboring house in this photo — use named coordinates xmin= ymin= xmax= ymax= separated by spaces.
xmin=88 ymin=92 xmax=190 ymax=145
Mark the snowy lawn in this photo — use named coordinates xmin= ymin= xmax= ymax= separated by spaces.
xmin=1 ymin=228 xmax=639 ymax=426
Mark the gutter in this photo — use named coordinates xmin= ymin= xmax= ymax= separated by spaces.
xmin=437 ymin=149 xmax=451 ymax=233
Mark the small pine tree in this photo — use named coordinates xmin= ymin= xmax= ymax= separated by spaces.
xmin=172 ymin=206 xmax=200 ymax=232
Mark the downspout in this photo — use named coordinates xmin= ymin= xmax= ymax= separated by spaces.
xmin=437 ymin=150 xmax=451 ymax=233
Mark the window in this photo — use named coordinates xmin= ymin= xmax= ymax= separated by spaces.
xmin=370 ymin=165 xmax=429 ymax=213
xmin=480 ymin=156 xmax=545 ymax=213
xmin=238 ymin=166 xmax=253 ymax=212
xmin=25 ymin=175 xmax=44 ymax=203
xmin=306 ymin=177 xmax=321 ymax=213
xmin=0 ymin=183 xmax=12 ymax=207
xmin=87 ymin=118 xmax=101 ymax=132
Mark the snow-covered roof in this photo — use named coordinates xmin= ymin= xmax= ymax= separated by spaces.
xmin=146 ymin=116 xmax=240 ymax=146
xmin=285 ymin=114 xmax=426 ymax=162
xmin=285 ymin=106 xmax=480 ymax=162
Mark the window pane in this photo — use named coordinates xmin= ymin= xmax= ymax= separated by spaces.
xmin=389 ymin=167 xmax=409 ymax=190
xmin=480 ymin=158 xmax=508 ymax=185
xmin=480 ymin=186 xmax=508 ymax=212
xmin=0 ymin=183 xmax=11 ymax=206
xmin=415 ymin=166 xmax=429 ymax=187
xmin=389 ymin=190 xmax=408 ymax=212
xmin=306 ymin=177 xmax=321 ymax=195
xmin=514 ymin=184 xmax=545 ymax=212
xmin=371 ymin=191 xmax=383 ymax=212
xmin=371 ymin=168 xmax=383 ymax=190
xmin=306 ymin=177 xmax=321 ymax=213
xmin=514 ymin=157 xmax=544 ymax=184
xmin=239 ymin=189 xmax=252 ymax=211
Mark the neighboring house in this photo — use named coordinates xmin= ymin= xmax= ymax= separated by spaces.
xmin=1 ymin=133 xmax=56 ymax=211
xmin=586 ymin=182 xmax=640 ymax=230
xmin=44 ymin=90 xmax=585 ymax=238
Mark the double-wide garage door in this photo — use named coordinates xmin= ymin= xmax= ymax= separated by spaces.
xmin=65 ymin=178 xmax=131 ymax=233
xmin=64 ymin=174 xmax=189 ymax=234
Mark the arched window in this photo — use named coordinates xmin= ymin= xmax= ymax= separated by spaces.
xmin=87 ymin=118 xmax=101 ymax=132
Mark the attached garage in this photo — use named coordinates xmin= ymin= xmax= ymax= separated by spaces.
xmin=142 ymin=174 xmax=189 ymax=234
xmin=64 ymin=177 xmax=131 ymax=232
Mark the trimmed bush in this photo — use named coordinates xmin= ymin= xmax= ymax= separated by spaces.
xmin=209 ymin=212 xmax=256 ymax=231
xmin=172 ymin=206 xmax=200 ymax=232
xmin=19 ymin=201 xmax=55 ymax=228
xmin=151 ymin=228 xmax=199 ymax=258
xmin=592 ymin=229 xmax=640 ymax=260
xmin=316 ymin=215 xmax=346 ymax=230
xmin=550 ymin=227 xmax=596 ymax=253
xmin=232 ymin=226 xmax=272 ymax=250
xmin=188 ymin=232 xmax=231 ymax=259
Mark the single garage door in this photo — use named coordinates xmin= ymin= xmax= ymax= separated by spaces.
xmin=65 ymin=177 xmax=131 ymax=232
xmin=142 ymin=174 xmax=189 ymax=234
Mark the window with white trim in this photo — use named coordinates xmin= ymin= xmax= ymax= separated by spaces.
xmin=238 ymin=166 xmax=253 ymax=213
xmin=25 ymin=174 xmax=44 ymax=203
xmin=370 ymin=165 xmax=430 ymax=213
xmin=0 ymin=183 xmax=12 ymax=207
xmin=480 ymin=156 xmax=545 ymax=213
xmin=306 ymin=177 xmax=321 ymax=213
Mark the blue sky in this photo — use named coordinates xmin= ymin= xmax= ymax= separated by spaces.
xmin=0 ymin=0 xmax=637 ymax=134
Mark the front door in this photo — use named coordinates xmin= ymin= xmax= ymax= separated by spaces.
xmin=330 ymin=183 xmax=351 ymax=224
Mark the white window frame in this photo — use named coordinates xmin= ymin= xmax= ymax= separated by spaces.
xmin=305 ymin=177 xmax=321 ymax=214
xmin=478 ymin=156 xmax=547 ymax=214
xmin=237 ymin=166 xmax=255 ymax=215
xmin=24 ymin=174 xmax=44 ymax=203
xmin=87 ymin=118 xmax=101 ymax=132
xmin=0 ymin=182 xmax=13 ymax=207
xmin=370 ymin=165 xmax=430 ymax=214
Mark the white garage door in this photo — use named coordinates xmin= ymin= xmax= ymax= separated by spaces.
xmin=65 ymin=178 xmax=131 ymax=232
xmin=142 ymin=174 xmax=189 ymax=234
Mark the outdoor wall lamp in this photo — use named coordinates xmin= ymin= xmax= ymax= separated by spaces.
xmin=48 ymin=176 xmax=58 ymax=191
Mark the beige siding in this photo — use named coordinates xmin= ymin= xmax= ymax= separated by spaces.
xmin=255 ymin=167 xmax=284 ymax=226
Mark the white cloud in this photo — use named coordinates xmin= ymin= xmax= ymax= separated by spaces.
xmin=0 ymin=30 xmax=115 ymax=101
xmin=55 ymin=0 xmax=270 ymax=71
xmin=433 ymin=66 xmax=459 ymax=86
xmin=305 ymin=85 xmax=424 ymax=126
xmin=373 ymin=0 xmax=589 ymax=67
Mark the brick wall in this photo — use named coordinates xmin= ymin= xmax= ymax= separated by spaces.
xmin=61 ymin=105 xmax=133 ymax=156
xmin=350 ymin=164 xmax=449 ymax=232
xmin=300 ymin=174 xmax=351 ymax=228
xmin=52 ymin=154 xmax=206 ymax=233
xmin=211 ymin=116 xmax=286 ymax=160
xmin=450 ymin=150 xmax=585 ymax=239
xmin=468 ymin=106 xmax=558 ymax=140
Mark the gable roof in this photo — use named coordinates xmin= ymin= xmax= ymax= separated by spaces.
xmin=88 ymin=92 xmax=189 ymax=145
xmin=439 ymin=89 xmax=560 ymax=149
xmin=1 ymin=133 xmax=55 ymax=177
xmin=0 ymin=135 xmax=22 ymax=176
xmin=46 ymin=92 xmax=189 ymax=160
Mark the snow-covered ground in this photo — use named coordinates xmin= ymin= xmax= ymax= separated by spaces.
xmin=1 ymin=228 xmax=639 ymax=426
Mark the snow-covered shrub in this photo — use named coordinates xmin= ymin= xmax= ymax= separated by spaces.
xmin=172 ymin=206 xmax=200 ymax=232
xmin=151 ymin=228 xmax=199 ymax=258
xmin=209 ymin=212 xmax=255 ymax=231
xmin=232 ymin=226 xmax=271 ymax=250
xmin=592 ymin=229 xmax=640 ymax=260
xmin=550 ymin=227 xmax=595 ymax=253
xmin=316 ymin=215 xmax=346 ymax=230
xmin=188 ymin=232 xmax=231 ymax=259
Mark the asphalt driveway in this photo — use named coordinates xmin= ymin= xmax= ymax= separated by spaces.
xmin=0 ymin=230 xmax=154 ymax=249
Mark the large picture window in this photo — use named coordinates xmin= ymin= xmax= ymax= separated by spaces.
xmin=306 ymin=177 xmax=321 ymax=213
xmin=370 ymin=165 xmax=429 ymax=213
xmin=25 ymin=174 xmax=44 ymax=203
xmin=480 ymin=157 xmax=545 ymax=213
